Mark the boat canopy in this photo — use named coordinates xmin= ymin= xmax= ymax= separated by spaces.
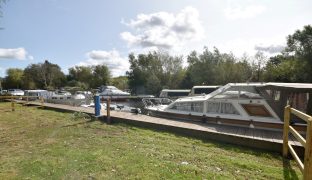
xmin=263 ymin=83 xmax=312 ymax=92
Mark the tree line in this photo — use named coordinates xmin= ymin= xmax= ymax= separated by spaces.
xmin=0 ymin=60 xmax=113 ymax=91
xmin=0 ymin=25 xmax=311 ymax=95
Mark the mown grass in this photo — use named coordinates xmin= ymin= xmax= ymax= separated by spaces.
xmin=0 ymin=102 xmax=301 ymax=179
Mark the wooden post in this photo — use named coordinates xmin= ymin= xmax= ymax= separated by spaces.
xmin=283 ymin=105 xmax=290 ymax=157
xmin=40 ymin=96 xmax=44 ymax=108
xmin=107 ymin=97 xmax=111 ymax=124
xmin=303 ymin=119 xmax=312 ymax=180
xmin=26 ymin=96 xmax=29 ymax=105
xmin=11 ymin=96 xmax=15 ymax=111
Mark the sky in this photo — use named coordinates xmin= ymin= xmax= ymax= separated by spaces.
xmin=0 ymin=0 xmax=311 ymax=77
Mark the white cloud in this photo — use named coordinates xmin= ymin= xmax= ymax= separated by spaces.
xmin=224 ymin=5 xmax=266 ymax=20
xmin=216 ymin=36 xmax=285 ymax=57
xmin=0 ymin=48 xmax=27 ymax=60
xmin=28 ymin=55 xmax=34 ymax=61
xmin=121 ymin=6 xmax=204 ymax=50
xmin=77 ymin=50 xmax=129 ymax=77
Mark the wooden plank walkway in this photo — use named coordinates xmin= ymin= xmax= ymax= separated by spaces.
xmin=15 ymin=100 xmax=304 ymax=155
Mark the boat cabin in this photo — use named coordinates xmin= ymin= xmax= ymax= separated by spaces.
xmin=147 ymin=83 xmax=312 ymax=130
xmin=159 ymin=89 xmax=190 ymax=99
xmin=189 ymin=86 xmax=220 ymax=96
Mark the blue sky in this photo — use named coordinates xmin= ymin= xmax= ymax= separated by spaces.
xmin=0 ymin=0 xmax=311 ymax=77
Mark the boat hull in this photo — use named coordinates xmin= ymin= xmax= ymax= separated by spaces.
xmin=146 ymin=109 xmax=306 ymax=132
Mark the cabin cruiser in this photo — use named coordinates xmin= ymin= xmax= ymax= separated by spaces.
xmin=24 ymin=90 xmax=52 ymax=100
xmin=46 ymin=90 xmax=86 ymax=106
xmin=145 ymin=83 xmax=312 ymax=130
xmin=7 ymin=89 xmax=24 ymax=96
xmin=98 ymin=86 xmax=130 ymax=100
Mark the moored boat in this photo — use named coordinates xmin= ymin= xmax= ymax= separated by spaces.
xmin=145 ymin=83 xmax=312 ymax=131
xmin=98 ymin=86 xmax=131 ymax=101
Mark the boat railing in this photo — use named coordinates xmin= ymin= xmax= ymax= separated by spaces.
xmin=283 ymin=105 xmax=312 ymax=179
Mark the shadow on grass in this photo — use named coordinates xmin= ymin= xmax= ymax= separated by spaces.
xmin=283 ymin=158 xmax=299 ymax=180
xmin=61 ymin=118 xmax=96 ymax=128
xmin=112 ymin=120 xmax=280 ymax=157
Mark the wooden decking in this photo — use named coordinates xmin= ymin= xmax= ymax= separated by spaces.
xmin=15 ymin=100 xmax=304 ymax=155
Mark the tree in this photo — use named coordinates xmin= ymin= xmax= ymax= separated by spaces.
xmin=127 ymin=51 xmax=185 ymax=95
xmin=285 ymin=25 xmax=312 ymax=82
xmin=68 ymin=66 xmax=93 ymax=88
xmin=111 ymin=76 xmax=128 ymax=90
xmin=183 ymin=47 xmax=252 ymax=86
xmin=253 ymin=51 xmax=267 ymax=82
xmin=91 ymin=64 xmax=111 ymax=88
xmin=22 ymin=60 xmax=65 ymax=89
xmin=3 ymin=68 xmax=24 ymax=89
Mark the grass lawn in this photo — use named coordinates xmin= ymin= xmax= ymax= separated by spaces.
xmin=0 ymin=102 xmax=301 ymax=179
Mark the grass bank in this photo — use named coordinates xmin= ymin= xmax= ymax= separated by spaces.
xmin=0 ymin=102 xmax=301 ymax=179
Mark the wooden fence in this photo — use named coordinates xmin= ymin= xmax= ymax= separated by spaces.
xmin=283 ymin=105 xmax=312 ymax=180
xmin=0 ymin=95 xmax=44 ymax=111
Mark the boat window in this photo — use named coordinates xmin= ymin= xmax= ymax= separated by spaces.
xmin=194 ymin=88 xmax=216 ymax=95
xmin=241 ymin=104 xmax=273 ymax=117
xmin=170 ymin=102 xmax=203 ymax=112
xmin=167 ymin=91 xmax=190 ymax=97
xmin=220 ymin=103 xmax=240 ymax=115
xmin=207 ymin=102 xmax=240 ymax=115
xmin=206 ymin=102 xmax=220 ymax=113
xmin=273 ymin=91 xmax=280 ymax=101
xmin=67 ymin=97 xmax=71 ymax=99
xmin=192 ymin=102 xmax=203 ymax=112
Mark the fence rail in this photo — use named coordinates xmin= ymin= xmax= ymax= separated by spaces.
xmin=0 ymin=95 xmax=44 ymax=111
xmin=283 ymin=105 xmax=312 ymax=179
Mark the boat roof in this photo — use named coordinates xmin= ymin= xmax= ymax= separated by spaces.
xmin=161 ymin=89 xmax=190 ymax=92
xmin=263 ymin=82 xmax=312 ymax=92
xmin=192 ymin=85 xmax=220 ymax=88
xmin=174 ymin=82 xmax=312 ymax=102
xmin=25 ymin=90 xmax=47 ymax=92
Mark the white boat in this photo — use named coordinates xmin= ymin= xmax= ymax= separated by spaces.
xmin=46 ymin=90 xmax=86 ymax=106
xmin=7 ymin=89 xmax=24 ymax=96
xmin=24 ymin=90 xmax=52 ymax=100
xmin=98 ymin=86 xmax=130 ymax=100
xmin=145 ymin=83 xmax=312 ymax=131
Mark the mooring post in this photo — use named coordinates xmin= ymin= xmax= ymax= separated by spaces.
xmin=94 ymin=94 xmax=101 ymax=117
xmin=283 ymin=105 xmax=290 ymax=157
xmin=11 ymin=96 xmax=15 ymax=111
xmin=107 ymin=97 xmax=111 ymax=124
xmin=40 ymin=96 xmax=44 ymax=108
